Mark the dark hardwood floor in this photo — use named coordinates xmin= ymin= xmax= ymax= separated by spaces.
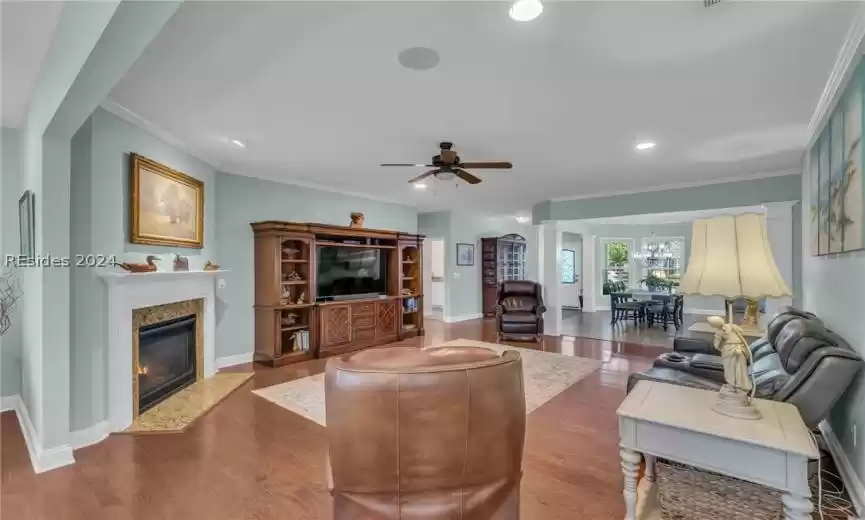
xmin=561 ymin=309 xmax=711 ymax=349
xmin=3 ymin=317 xmax=840 ymax=519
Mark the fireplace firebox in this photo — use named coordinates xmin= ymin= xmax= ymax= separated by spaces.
xmin=138 ymin=314 xmax=197 ymax=412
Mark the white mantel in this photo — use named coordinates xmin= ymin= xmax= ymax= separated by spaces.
xmin=96 ymin=269 xmax=226 ymax=432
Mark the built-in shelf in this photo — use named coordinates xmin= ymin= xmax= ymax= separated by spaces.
xmin=398 ymin=294 xmax=422 ymax=299
xmin=403 ymin=324 xmax=418 ymax=331
xmin=402 ymin=260 xmax=416 ymax=264
xmin=255 ymin=303 xmax=315 ymax=310
xmin=401 ymin=276 xmax=413 ymax=281
xmin=280 ymin=325 xmax=309 ymax=332
xmin=281 ymin=259 xmax=308 ymax=263
xmin=281 ymin=280 xmax=307 ymax=285
xmin=403 ymin=310 xmax=416 ymax=315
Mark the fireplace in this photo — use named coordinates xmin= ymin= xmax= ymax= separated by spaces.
xmin=132 ymin=299 xmax=204 ymax=417
xmin=138 ymin=315 xmax=197 ymax=412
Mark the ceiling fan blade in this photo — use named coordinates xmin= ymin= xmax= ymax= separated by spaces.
xmin=381 ymin=163 xmax=434 ymax=167
xmin=458 ymin=161 xmax=513 ymax=169
xmin=407 ymin=170 xmax=438 ymax=183
xmin=454 ymin=169 xmax=482 ymax=185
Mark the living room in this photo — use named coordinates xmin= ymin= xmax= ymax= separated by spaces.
xmin=1 ymin=2 xmax=864 ymax=519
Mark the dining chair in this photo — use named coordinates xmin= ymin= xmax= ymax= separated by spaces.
xmin=611 ymin=293 xmax=642 ymax=326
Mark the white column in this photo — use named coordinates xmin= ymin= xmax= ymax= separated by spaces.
xmin=764 ymin=202 xmax=796 ymax=323
xmin=542 ymin=223 xmax=562 ymax=336
xmin=525 ymin=225 xmax=542 ymax=283
xmin=581 ymin=234 xmax=596 ymax=312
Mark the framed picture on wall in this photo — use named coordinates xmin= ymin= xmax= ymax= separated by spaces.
xmin=456 ymin=243 xmax=475 ymax=266
xmin=18 ymin=190 xmax=35 ymax=259
xmin=130 ymin=153 xmax=204 ymax=248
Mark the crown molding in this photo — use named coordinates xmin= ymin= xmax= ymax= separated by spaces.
xmin=99 ymin=99 xmax=223 ymax=170
xmin=806 ymin=5 xmax=865 ymax=147
xmin=219 ymin=168 xmax=417 ymax=207
xmin=549 ymin=168 xmax=800 ymax=202
xmin=99 ymin=99 xmax=416 ymax=207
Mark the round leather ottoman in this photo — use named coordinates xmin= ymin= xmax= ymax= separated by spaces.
xmin=325 ymin=346 xmax=526 ymax=520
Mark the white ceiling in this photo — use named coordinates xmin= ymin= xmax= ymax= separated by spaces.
xmin=106 ymin=1 xmax=855 ymax=214
xmin=1 ymin=1 xmax=64 ymax=128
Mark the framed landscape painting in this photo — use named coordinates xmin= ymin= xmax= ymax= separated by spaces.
xmin=841 ymin=77 xmax=863 ymax=252
xmin=130 ymin=154 xmax=204 ymax=248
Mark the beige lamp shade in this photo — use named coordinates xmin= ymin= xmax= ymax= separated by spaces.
xmin=678 ymin=213 xmax=791 ymax=299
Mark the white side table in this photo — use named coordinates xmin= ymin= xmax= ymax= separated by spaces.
xmin=617 ymin=381 xmax=819 ymax=520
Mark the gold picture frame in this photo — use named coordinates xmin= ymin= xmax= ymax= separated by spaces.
xmin=130 ymin=154 xmax=204 ymax=248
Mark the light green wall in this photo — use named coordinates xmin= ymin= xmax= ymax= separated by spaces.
xmin=69 ymin=108 xmax=219 ymax=430
xmin=802 ymin=58 xmax=865 ymax=483
xmin=419 ymin=211 xmax=535 ymax=319
xmin=534 ymin=175 xmax=801 ymax=222
xmin=1 ymin=128 xmax=22 ymax=398
xmin=214 ymin=171 xmax=417 ymax=359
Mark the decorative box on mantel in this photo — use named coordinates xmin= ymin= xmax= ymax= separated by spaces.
xmin=96 ymin=268 xmax=228 ymax=432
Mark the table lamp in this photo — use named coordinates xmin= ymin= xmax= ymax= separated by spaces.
xmin=679 ymin=213 xmax=791 ymax=334
xmin=678 ymin=213 xmax=791 ymax=420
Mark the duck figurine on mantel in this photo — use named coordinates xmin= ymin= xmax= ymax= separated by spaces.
xmin=117 ymin=255 xmax=159 ymax=273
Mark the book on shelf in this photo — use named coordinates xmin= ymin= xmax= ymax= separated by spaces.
xmin=293 ymin=330 xmax=310 ymax=352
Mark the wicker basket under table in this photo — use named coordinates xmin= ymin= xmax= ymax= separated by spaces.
xmin=656 ymin=459 xmax=782 ymax=520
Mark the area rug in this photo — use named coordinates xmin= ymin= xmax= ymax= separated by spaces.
xmin=253 ymin=339 xmax=603 ymax=426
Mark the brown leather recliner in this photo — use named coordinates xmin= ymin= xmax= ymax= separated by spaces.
xmin=325 ymin=346 xmax=526 ymax=520
xmin=495 ymin=281 xmax=546 ymax=342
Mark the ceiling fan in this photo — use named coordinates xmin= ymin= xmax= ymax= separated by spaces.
xmin=380 ymin=141 xmax=513 ymax=185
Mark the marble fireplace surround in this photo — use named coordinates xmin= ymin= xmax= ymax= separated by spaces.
xmin=98 ymin=271 xmax=219 ymax=432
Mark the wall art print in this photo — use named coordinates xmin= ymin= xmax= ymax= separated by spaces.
xmin=810 ymin=60 xmax=864 ymax=256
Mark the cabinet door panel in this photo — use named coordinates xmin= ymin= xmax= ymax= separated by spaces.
xmin=321 ymin=305 xmax=351 ymax=348
xmin=376 ymin=302 xmax=398 ymax=338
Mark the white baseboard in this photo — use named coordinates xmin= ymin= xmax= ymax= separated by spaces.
xmin=444 ymin=313 xmax=484 ymax=323
xmin=820 ymin=420 xmax=865 ymax=517
xmin=70 ymin=421 xmax=110 ymax=450
xmin=217 ymin=352 xmax=254 ymax=369
xmin=2 ymin=394 xmax=75 ymax=473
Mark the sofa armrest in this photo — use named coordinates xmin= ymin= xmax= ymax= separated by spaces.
xmin=673 ymin=337 xmax=714 ymax=355
xmin=690 ymin=354 xmax=723 ymax=371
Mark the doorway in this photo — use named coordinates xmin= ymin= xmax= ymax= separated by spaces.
xmin=424 ymin=238 xmax=446 ymax=321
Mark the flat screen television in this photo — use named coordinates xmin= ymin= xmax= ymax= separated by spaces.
xmin=316 ymin=245 xmax=387 ymax=300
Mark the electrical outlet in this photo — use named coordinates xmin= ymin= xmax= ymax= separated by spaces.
xmin=217 ymin=278 xmax=227 ymax=289
xmin=452 ymin=272 xmax=460 ymax=279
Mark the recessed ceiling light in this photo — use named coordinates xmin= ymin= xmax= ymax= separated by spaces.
xmin=413 ymin=182 xmax=427 ymax=190
xmin=230 ymin=139 xmax=246 ymax=148
xmin=510 ymin=0 xmax=543 ymax=22
xmin=635 ymin=141 xmax=656 ymax=151
xmin=516 ymin=215 xmax=531 ymax=224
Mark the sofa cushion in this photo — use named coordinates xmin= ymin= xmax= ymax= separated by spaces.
xmin=501 ymin=311 xmax=539 ymax=324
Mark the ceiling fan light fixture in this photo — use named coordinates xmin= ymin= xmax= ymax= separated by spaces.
xmin=635 ymin=141 xmax=656 ymax=151
xmin=509 ymin=0 xmax=543 ymax=22
xmin=437 ymin=171 xmax=455 ymax=180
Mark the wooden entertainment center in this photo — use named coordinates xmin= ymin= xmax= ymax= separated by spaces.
xmin=251 ymin=221 xmax=424 ymax=366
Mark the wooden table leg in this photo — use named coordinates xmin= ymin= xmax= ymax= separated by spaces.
xmin=644 ymin=454 xmax=656 ymax=484
xmin=621 ymin=448 xmax=641 ymax=520
xmin=781 ymin=492 xmax=813 ymax=520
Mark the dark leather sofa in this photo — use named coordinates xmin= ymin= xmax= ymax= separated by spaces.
xmin=495 ymin=281 xmax=546 ymax=342
xmin=627 ymin=308 xmax=864 ymax=429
